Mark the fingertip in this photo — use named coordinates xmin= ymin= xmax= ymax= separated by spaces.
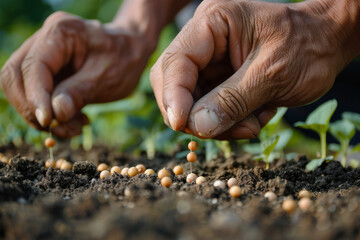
xmin=52 ymin=93 xmax=76 ymax=122
xmin=257 ymin=107 xmax=277 ymax=127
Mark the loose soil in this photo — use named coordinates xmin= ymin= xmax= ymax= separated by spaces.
xmin=0 ymin=144 xmax=359 ymax=240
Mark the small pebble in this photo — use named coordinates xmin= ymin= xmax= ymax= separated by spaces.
xmin=264 ymin=191 xmax=277 ymax=201
xmin=227 ymin=178 xmax=238 ymax=188
xmin=186 ymin=173 xmax=197 ymax=183
xmin=229 ymin=186 xmax=242 ymax=198
xmin=214 ymin=180 xmax=226 ymax=189
xmin=100 ymin=170 xmax=110 ymax=179
xmin=110 ymin=166 xmax=122 ymax=175
xmin=196 ymin=176 xmax=207 ymax=185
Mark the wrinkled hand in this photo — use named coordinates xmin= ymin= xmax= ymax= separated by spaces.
xmin=0 ymin=12 xmax=152 ymax=138
xmin=151 ymin=0 xmax=358 ymax=140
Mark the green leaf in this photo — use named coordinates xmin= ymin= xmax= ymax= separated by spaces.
xmin=295 ymin=99 xmax=338 ymax=133
xmin=205 ymin=140 xmax=219 ymax=161
xmin=275 ymin=129 xmax=293 ymax=151
xmin=328 ymin=143 xmax=341 ymax=152
xmin=329 ymin=119 xmax=355 ymax=143
xmin=243 ymin=143 xmax=261 ymax=154
xmin=351 ymin=143 xmax=360 ymax=153
xmin=260 ymin=107 xmax=288 ymax=139
xmin=285 ymin=152 xmax=298 ymax=161
xmin=306 ymin=158 xmax=325 ymax=171
xmin=252 ymin=154 xmax=265 ymax=161
xmin=261 ymin=135 xmax=280 ymax=157
xmin=342 ymin=112 xmax=360 ymax=130
xmin=349 ymin=159 xmax=359 ymax=169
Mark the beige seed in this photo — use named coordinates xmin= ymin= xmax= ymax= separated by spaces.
xmin=196 ymin=176 xmax=207 ymax=185
xmin=186 ymin=173 xmax=197 ymax=183
xmin=282 ymin=198 xmax=297 ymax=214
xmin=128 ymin=167 xmax=139 ymax=177
xmin=299 ymin=198 xmax=312 ymax=212
xmin=264 ymin=191 xmax=277 ymax=201
xmin=1 ymin=156 xmax=9 ymax=164
xmin=161 ymin=176 xmax=172 ymax=188
xmin=100 ymin=170 xmax=110 ymax=179
xmin=187 ymin=152 xmax=197 ymax=162
xmin=229 ymin=186 xmax=242 ymax=198
xmin=97 ymin=163 xmax=109 ymax=172
xmin=188 ymin=141 xmax=198 ymax=151
xmin=144 ymin=169 xmax=155 ymax=175
xmin=56 ymin=159 xmax=66 ymax=169
xmin=45 ymin=159 xmax=56 ymax=169
xmin=173 ymin=165 xmax=183 ymax=175
xmin=158 ymin=169 xmax=170 ymax=179
xmin=227 ymin=178 xmax=238 ymax=188
xmin=136 ymin=164 xmax=146 ymax=173
xmin=60 ymin=161 xmax=72 ymax=170
xmin=214 ymin=180 xmax=226 ymax=189
xmin=50 ymin=119 xmax=59 ymax=128
xmin=110 ymin=166 xmax=122 ymax=175
xmin=44 ymin=137 xmax=56 ymax=148
xmin=298 ymin=190 xmax=312 ymax=199
xmin=121 ymin=167 xmax=129 ymax=176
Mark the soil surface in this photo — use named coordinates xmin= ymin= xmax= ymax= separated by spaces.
xmin=0 ymin=144 xmax=359 ymax=240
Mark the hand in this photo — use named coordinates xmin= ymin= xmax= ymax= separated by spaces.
xmin=150 ymin=0 xmax=360 ymax=140
xmin=0 ymin=11 xmax=154 ymax=138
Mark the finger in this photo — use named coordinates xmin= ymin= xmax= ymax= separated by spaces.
xmin=51 ymin=113 xmax=89 ymax=138
xmin=22 ymin=13 xmax=87 ymax=127
xmin=253 ymin=106 xmax=277 ymax=127
xmin=187 ymin=54 xmax=276 ymax=138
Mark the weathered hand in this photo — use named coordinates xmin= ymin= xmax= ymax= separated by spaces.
xmin=150 ymin=0 xmax=360 ymax=140
xmin=0 ymin=11 xmax=153 ymax=137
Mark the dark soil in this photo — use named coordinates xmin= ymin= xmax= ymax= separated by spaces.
xmin=0 ymin=145 xmax=359 ymax=240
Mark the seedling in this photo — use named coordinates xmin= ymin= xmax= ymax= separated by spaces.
xmin=329 ymin=119 xmax=355 ymax=166
xmin=295 ymin=99 xmax=338 ymax=159
xmin=260 ymin=135 xmax=280 ymax=170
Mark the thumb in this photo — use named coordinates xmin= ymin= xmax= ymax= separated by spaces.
xmin=187 ymin=57 xmax=274 ymax=138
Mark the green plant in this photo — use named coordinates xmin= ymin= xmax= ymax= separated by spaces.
xmin=329 ymin=119 xmax=356 ymax=166
xmin=295 ymin=99 xmax=338 ymax=159
xmin=261 ymin=135 xmax=280 ymax=169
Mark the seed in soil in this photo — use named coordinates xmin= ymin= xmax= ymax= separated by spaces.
xmin=158 ymin=169 xmax=170 ymax=179
xmin=121 ymin=167 xmax=129 ymax=176
xmin=229 ymin=186 xmax=242 ymax=198
xmin=187 ymin=152 xmax=197 ymax=162
xmin=97 ymin=163 xmax=109 ymax=172
xmin=44 ymin=137 xmax=55 ymax=148
xmin=173 ymin=165 xmax=183 ymax=175
xmin=50 ymin=119 xmax=59 ymax=128
xmin=110 ymin=166 xmax=122 ymax=175
xmin=144 ymin=169 xmax=155 ymax=175
xmin=45 ymin=159 xmax=56 ymax=169
xmin=264 ymin=191 xmax=277 ymax=201
xmin=186 ymin=173 xmax=197 ymax=183
xmin=214 ymin=180 xmax=226 ymax=189
xmin=136 ymin=164 xmax=146 ymax=173
xmin=56 ymin=159 xmax=66 ymax=169
xmin=188 ymin=141 xmax=198 ymax=151
xmin=282 ymin=198 xmax=297 ymax=214
xmin=60 ymin=161 xmax=72 ymax=170
xmin=299 ymin=198 xmax=312 ymax=212
xmin=298 ymin=190 xmax=312 ymax=199
xmin=128 ymin=167 xmax=139 ymax=177
xmin=100 ymin=170 xmax=110 ymax=179
xmin=227 ymin=178 xmax=238 ymax=187
xmin=1 ymin=156 xmax=9 ymax=164
xmin=161 ymin=176 xmax=172 ymax=188
xmin=196 ymin=176 xmax=207 ymax=185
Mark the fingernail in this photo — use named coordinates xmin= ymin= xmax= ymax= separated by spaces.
xmin=167 ymin=107 xmax=177 ymax=130
xmin=52 ymin=93 xmax=74 ymax=121
xmin=35 ymin=108 xmax=46 ymax=127
xmin=194 ymin=109 xmax=219 ymax=137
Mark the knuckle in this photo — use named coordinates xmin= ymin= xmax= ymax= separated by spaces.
xmin=217 ymin=87 xmax=248 ymax=121
xmin=45 ymin=11 xmax=70 ymax=25
xmin=21 ymin=55 xmax=36 ymax=80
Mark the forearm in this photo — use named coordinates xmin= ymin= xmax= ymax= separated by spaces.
xmin=110 ymin=0 xmax=192 ymax=51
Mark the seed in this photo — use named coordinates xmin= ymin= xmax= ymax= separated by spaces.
xmin=188 ymin=141 xmax=198 ymax=151
xmin=110 ymin=166 xmax=122 ymax=175
xmin=121 ymin=167 xmax=129 ymax=176
xmin=298 ymin=190 xmax=312 ymax=199
xmin=45 ymin=159 xmax=56 ymax=169
xmin=264 ymin=191 xmax=277 ymax=201
xmin=187 ymin=152 xmax=197 ymax=162
xmin=136 ymin=164 xmax=146 ymax=173
xmin=56 ymin=159 xmax=66 ymax=169
xmin=161 ymin=176 xmax=172 ymax=188
xmin=173 ymin=165 xmax=183 ymax=175
xmin=227 ymin=178 xmax=238 ymax=188
xmin=100 ymin=170 xmax=110 ymax=179
xmin=282 ymin=198 xmax=297 ymax=214
xmin=60 ymin=161 xmax=72 ymax=170
xmin=298 ymin=198 xmax=312 ymax=212
xmin=158 ymin=169 xmax=170 ymax=179
xmin=1 ymin=156 xmax=9 ymax=164
xmin=97 ymin=163 xmax=109 ymax=172
xmin=128 ymin=167 xmax=139 ymax=177
xmin=229 ymin=186 xmax=242 ymax=198
xmin=196 ymin=176 xmax=207 ymax=185
xmin=214 ymin=180 xmax=226 ymax=189
xmin=144 ymin=169 xmax=155 ymax=175
xmin=187 ymin=173 xmax=197 ymax=183
xmin=50 ymin=119 xmax=59 ymax=128
xmin=44 ymin=137 xmax=56 ymax=148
